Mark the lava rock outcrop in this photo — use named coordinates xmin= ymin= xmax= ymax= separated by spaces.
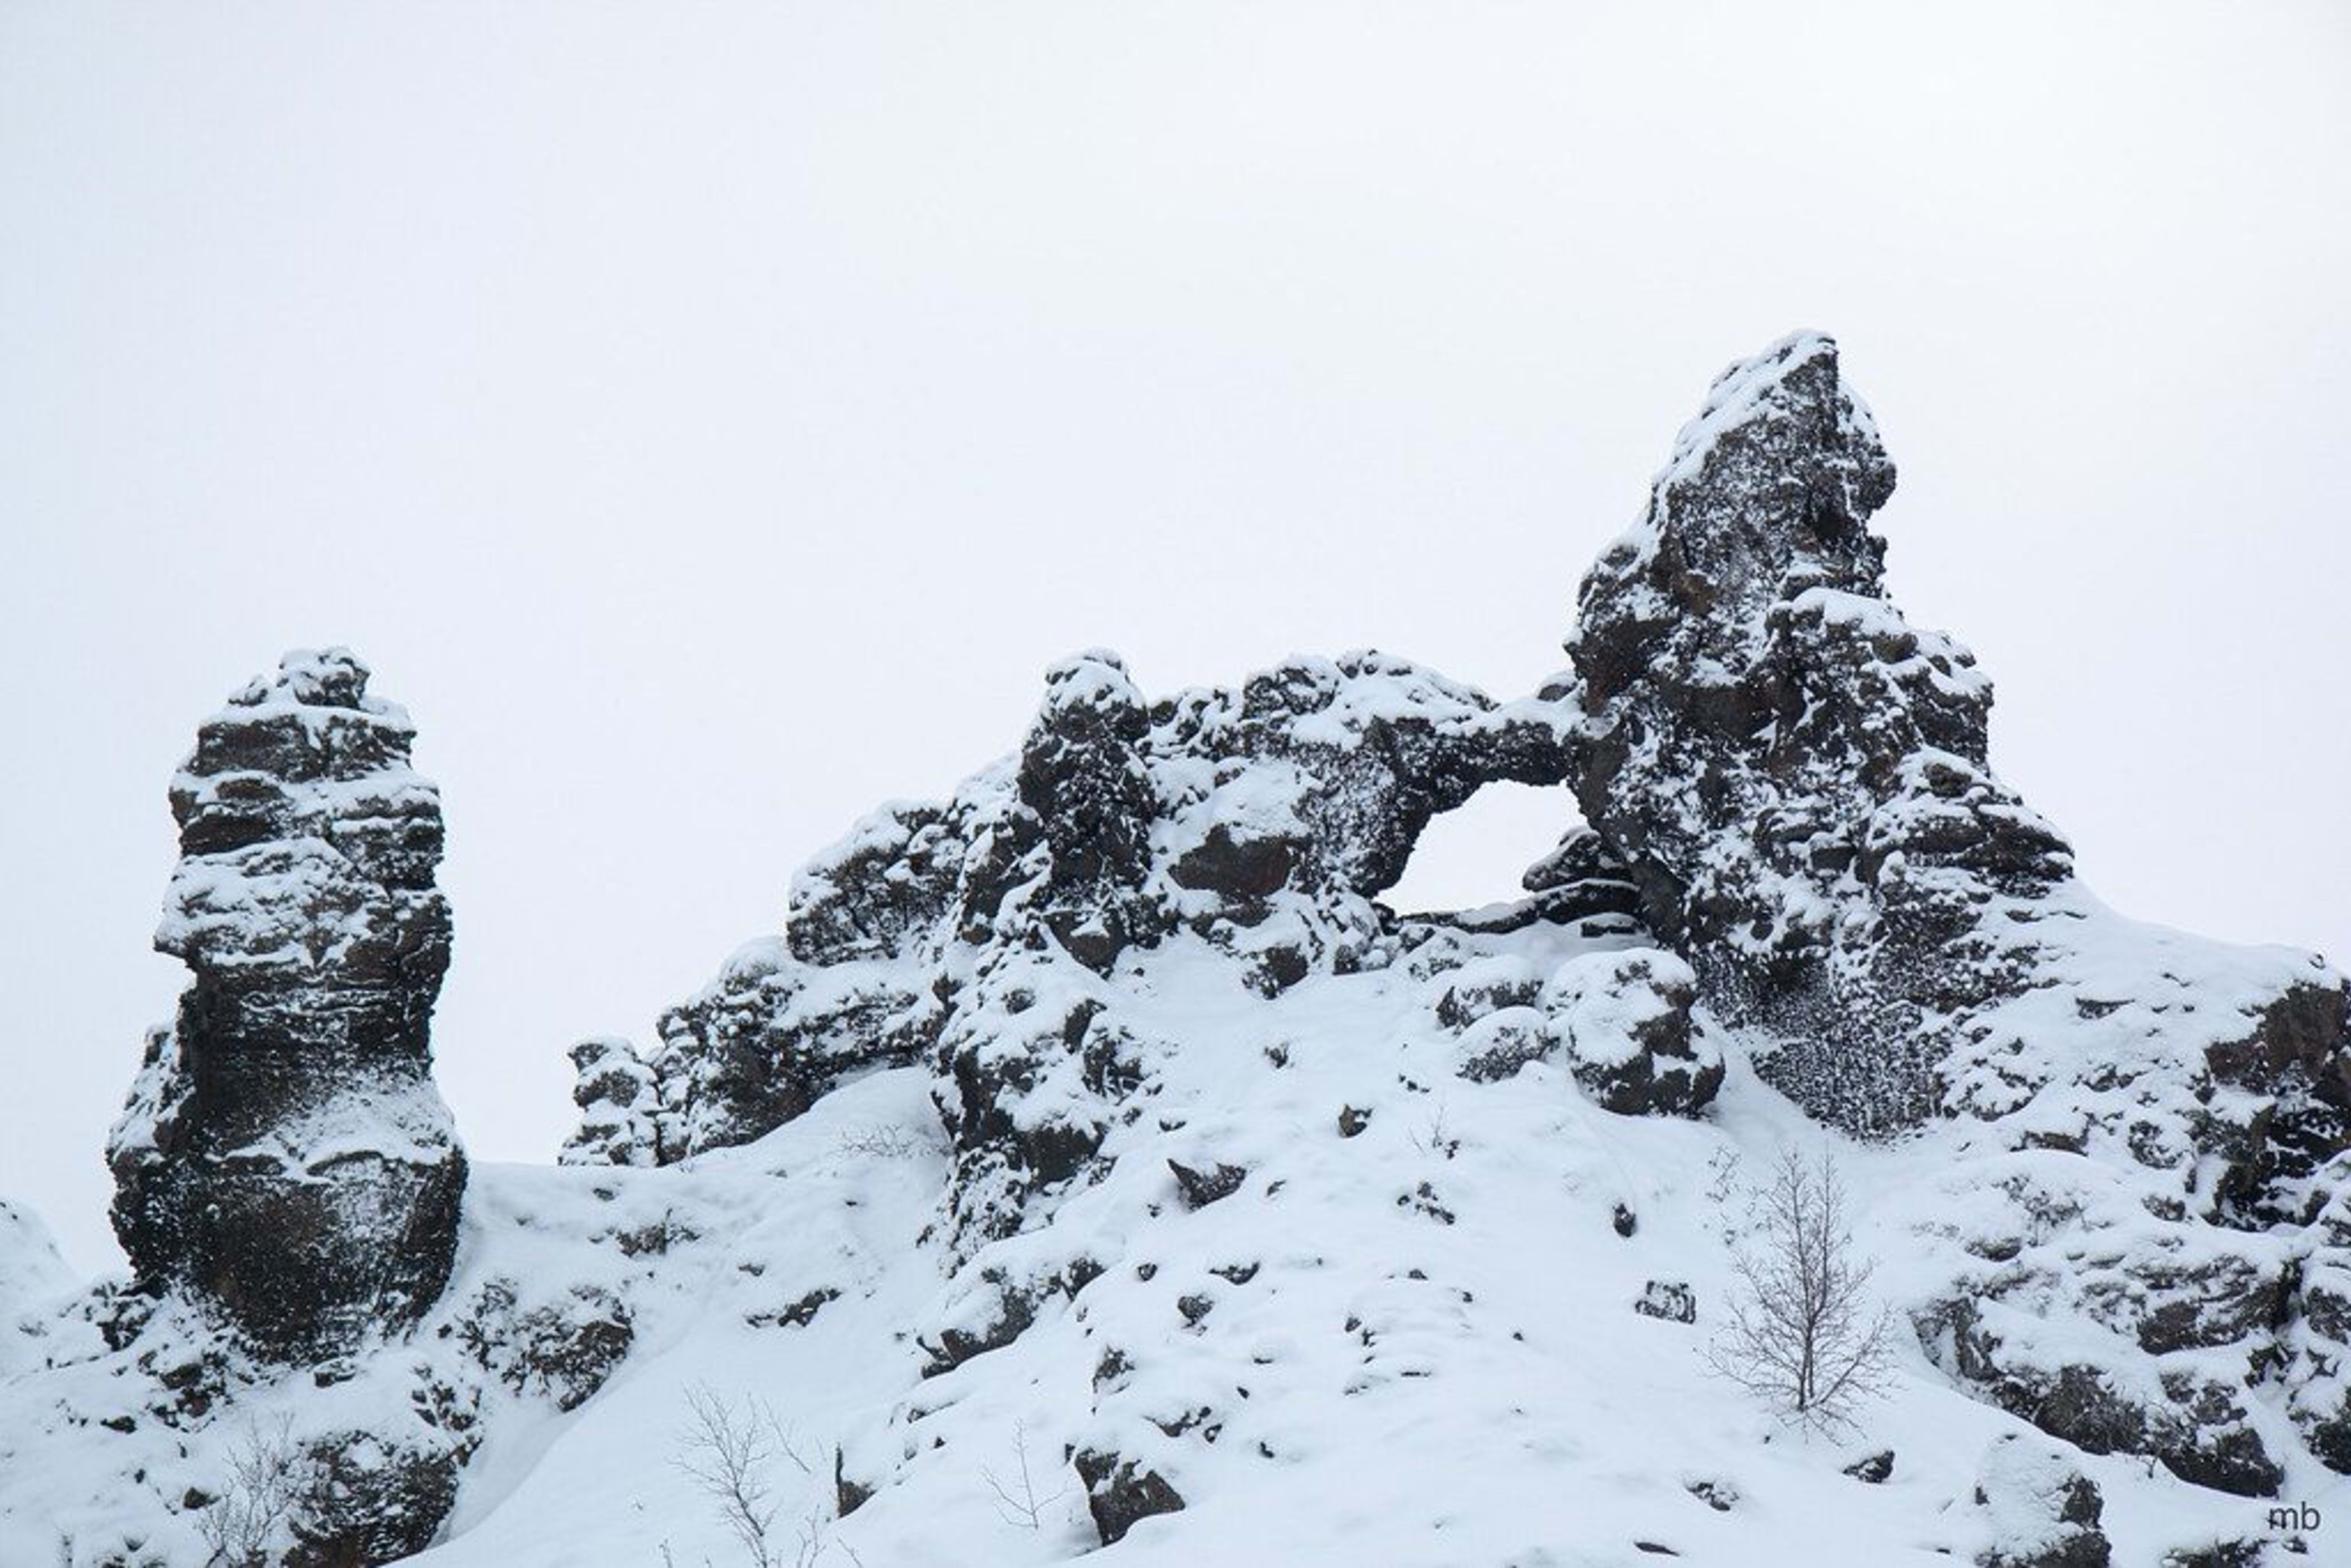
xmin=107 ymin=648 xmax=467 ymax=1359
xmin=575 ymin=648 xmax=1573 ymax=1167
xmin=1561 ymin=332 xmax=2072 ymax=1135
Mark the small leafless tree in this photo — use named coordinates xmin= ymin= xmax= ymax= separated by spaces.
xmin=197 ymin=1415 xmax=301 ymax=1567
xmin=981 ymin=1421 xmax=1070 ymax=1530
xmin=676 ymin=1384 xmax=817 ymax=1568
xmin=1704 ymin=1147 xmax=1894 ymax=1433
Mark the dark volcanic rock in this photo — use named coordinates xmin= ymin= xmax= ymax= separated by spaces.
xmin=1073 ymin=1446 xmax=1185 ymax=1545
xmin=1562 ymin=332 xmax=2070 ymax=1136
xmin=1168 ymin=1159 xmax=1248 ymax=1209
xmin=1517 ymin=825 xmax=1649 ymax=933
xmin=287 ymin=1430 xmax=463 ymax=1568
xmin=448 ymin=1276 xmax=635 ymax=1412
xmin=592 ymin=646 xmax=1575 ymax=1172
xmin=650 ymin=940 xmax=939 ymax=1158
xmin=1550 ymin=950 xmax=1723 ymax=1117
xmin=1634 ymin=1280 xmax=1696 ymax=1324
xmin=2200 ymin=981 xmax=2351 ymax=1228
xmin=1923 ymin=1291 xmax=2282 ymax=1498
xmin=1153 ymin=650 xmax=1569 ymax=914
xmin=1843 ymin=1450 xmax=1894 ymax=1484
xmin=786 ymin=798 xmax=964 ymax=967
xmin=1016 ymin=651 xmax=1163 ymax=973
xmin=107 ymin=649 xmax=467 ymax=1360
xmin=560 ymin=1036 xmax=666 ymax=1168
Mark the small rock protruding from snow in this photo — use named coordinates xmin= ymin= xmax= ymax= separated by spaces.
xmin=1842 ymin=1449 xmax=1895 ymax=1484
xmin=1072 ymin=1445 xmax=1185 ymax=1545
xmin=1634 ymin=1280 xmax=1697 ymax=1324
xmin=1973 ymin=1433 xmax=2111 ymax=1567
xmin=1168 ymin=1158 xmax=1248 ymax=1210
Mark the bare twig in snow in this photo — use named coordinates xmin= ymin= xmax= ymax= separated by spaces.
xmin=981 ymin=1420 xmax=1071 ymax=1531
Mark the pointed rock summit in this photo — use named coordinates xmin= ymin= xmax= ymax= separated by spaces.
xmin=107 ymin=648 xmax=467 ymax=1359
xmin=1564 ymin=331 xmax=2073 ymax=1133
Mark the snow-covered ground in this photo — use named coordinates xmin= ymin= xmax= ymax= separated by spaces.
xmin=446 ymin=926 xmax=2345 ymax=1565
xmin=10 ymin=910 xmax=2317 ymax=1564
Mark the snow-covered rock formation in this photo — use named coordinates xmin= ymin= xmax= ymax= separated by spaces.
xmin=1562 ymin=334 xmax=2074 ymax=1137
xmin=4 ymin=337 xmax=2347 ymax=1567
xmin=1560 ymin=336 xmax=2351 ymax=1500
xmin=108 ymin=648 xmax=468 ymax=1361
xmin=576 ymin=647 xmax=1575 ymax=1178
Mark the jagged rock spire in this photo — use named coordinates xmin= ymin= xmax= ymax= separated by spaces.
xmin=107 ymin=648 xmax=467 ymax=1359
xmin=1564 ymin=332 xmax=2072 ymax=1133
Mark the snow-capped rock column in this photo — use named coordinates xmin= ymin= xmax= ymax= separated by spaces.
xmin=1562 ymin=332 xmax=2072 ymax=1134
xmin=107 ymin=648 xmax=467 ymax=1359
xmin=1016 ymin=650 xmax=1161 ymax=973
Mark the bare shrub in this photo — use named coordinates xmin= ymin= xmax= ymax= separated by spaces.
xmin=195 ymin=1415 xmax=300 ymax=1567
xmin=675 ymin=1384 xmax=852 ymax=1568
xmin=981 ymin=1421 xmax=1070 ymax=1531
xmin=1704 ymin=1147 xmax=1894 ymax=1433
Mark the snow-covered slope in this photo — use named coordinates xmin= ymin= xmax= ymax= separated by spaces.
xmin=4 ymin=334 xmax=2347 ymax=1568
xmin=0 ymin=1199 xmax=70 ymax=1370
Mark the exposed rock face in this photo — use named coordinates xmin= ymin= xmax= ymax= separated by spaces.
xmin=1562 ymin=332 xmax=2071 ymax=1135
xmin=651 ymin=939 xmax=940 ymax=1160
xmin=1558 ymin=333 xmax=2351 ymax=1493
xmin=576 ymin=648 xmax=1574 ymax=1169
xmin=560 ymin=1036 xmax=664 ymax=1168
xmin=107 ymin=649 xmax=467 ymax=1360
xmin=1434 ymin=945 xmax=1723 ymax=1117
xmin=1072 ymin=1446 xmax=1185 ymax=1545
xmin=1016 ymin=651 xmax=1162 ymax=973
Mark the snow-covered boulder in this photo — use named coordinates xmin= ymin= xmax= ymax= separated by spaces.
xmin=107 ymin=648 xmax=467 ymax=1362
xmin=1973 ymin=1433 xmax=2111 ymax=1567
xmin=1544 ymin=948 xmax=1723 ymax=1117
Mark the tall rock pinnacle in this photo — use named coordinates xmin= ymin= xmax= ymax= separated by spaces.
xmin=1563 ymin=333 xmax=2074 ymax=1133
xmin=107 ymin=648 xmax=467 ymax=1358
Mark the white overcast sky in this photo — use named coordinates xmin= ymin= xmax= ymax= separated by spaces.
xmin=4 ymin=2 xmax=2347 ymax=1273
